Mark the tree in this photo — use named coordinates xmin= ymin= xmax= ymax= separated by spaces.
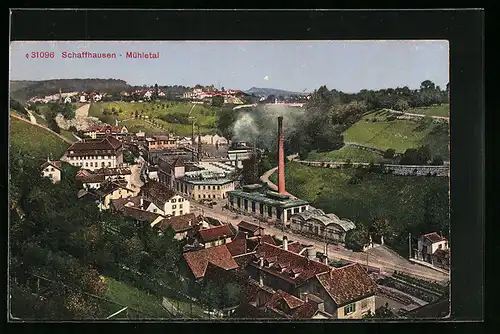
xmin=394 ymin=99 xmax=410 ymax=111
xmin=431 ymin=155 xmax=444 ymax=165
xmin=200 ymin=281 xmax=223 ymax=310
xmin=153 ymin=83 xmax=159 ymax=101
xmin=383 ymin=148 xmax=396 ymax=159
xmin=363 ymin=303 xmax=396 ymax=319
xmin=371 ymin=217 xmax=393 ymax=243
xmin=344 ymin=225 xmax=370 ymax=251
xmin=212 ymin=95 xmax=224 ymax=107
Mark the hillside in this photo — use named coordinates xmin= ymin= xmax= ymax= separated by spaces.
xmin=10 ymin=79 xmax=132 ymax=103
xmin=245 ymin=87 xmax=307 ymax=97
xmin=270 ymin=162 xmax=449 ymax=256
xmin=9 ymin=116 xmax=70 ymax=160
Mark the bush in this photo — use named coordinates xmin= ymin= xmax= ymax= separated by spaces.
xmin=383 ymin=148 xmax=396 ymax=159
xmin=431 ymin=155 xmax=444 ymax=165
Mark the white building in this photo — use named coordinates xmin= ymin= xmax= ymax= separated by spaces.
xmin=416 ymin=232 xmax=450 ymax=270
xmin=64 ymin=96 xmax=72 ymax=104
xmin=64 ymin=136 xmax=124 ymax=171
xmin=40 ymin=159 xmax=63 ymax=184
xmin=140 ymin=180 xmax=190 ymax=216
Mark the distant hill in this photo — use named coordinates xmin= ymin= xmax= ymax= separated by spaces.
xmin=10 ymin=78 xmax=132 ymax=103
xmin=245 ymin=87 xmax=307 ymax=97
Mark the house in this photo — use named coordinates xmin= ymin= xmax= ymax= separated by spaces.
xmin=76 ymin=167 xmax=132 ymax=190
xmin=263 ymin=289 xmax=323 ymax=319
xmin=290 ymin=209 xmax=356 ymax=244
xmin=80 ymin=95 xmax=87 ymax=103
xmin=119 ymin=206 xmax=165 ymax=226
xmin=83 ymin=124 xmax=128 ymax=139
xmin=64 ymin=96 xmax=72 ymax=104
xmin=236 ymin=221 xmax=265 ymax=237
xmin=243 ymin=242 xmax=377 ymax=319
xmin=196 ymin=224 xmax=235 ymax=248
xmin=94 ymin=179 xmax=135 ymax=210
xmin=151 ymin=213 xmax=202 ymax=240
xmin=64 ymin=136 xmax=124 ymax=171
xmin=140 ymin=180 xmax=190 ymax=216
xmin=183 ymin=244 xmax=239 ymax=281
xmin=416 ymin=232 xmax=450 ymax=271
xmin=40 ymin=158 xmax=63 ymax=184
xmin=146 ymin=135 xmax=178 ymax=152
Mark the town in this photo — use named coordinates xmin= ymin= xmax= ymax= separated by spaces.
xmin=9 ymin=42 xmax=451 ymax=321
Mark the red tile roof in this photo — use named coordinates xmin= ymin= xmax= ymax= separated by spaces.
xmin=251 ymin=243 xmax=330 ymax=286
xmin=233 ymin=231 xmax=248 ymax=240
xmin=111 ymin=196 xmax=142 ymax=211
xmin=76 ymin=173 xmax=106 ymax=183
xmin=40 ymin=160 xmax=63 ymax=170
xmin=226 ymin=238 xmax=248 ymax=257
xmin=183 ymin=244 xmax=239 ymax=279
xmin=154 ymin=213 xmax=200 ymax=233
xmin=67 ymin=136 xmax=122 ymax=154
xmin=286 ymin=242 xmax=307 ymax=255
xmin=198 ymin=224 xmax=235 ymax=243
xmin=424 ymin=232 xmax=447 ymax=243
xmin=316 ymin=263 xmax=378 ymax=307
xmin=237 ymin=221 xmax=264 ymax=233
xmin=264 ymin=290 xmax=318 ymax=319
xmin=94 ymin=167 xmax=132 ymax=176
xmin=246 ymin=235 xmax=276 ymax=252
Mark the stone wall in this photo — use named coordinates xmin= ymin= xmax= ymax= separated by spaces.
xmin=297 ymin=161 xmax=449 ymax=177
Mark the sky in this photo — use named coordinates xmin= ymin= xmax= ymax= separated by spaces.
xmin=10 ymin=40 xmax=449 ymax=93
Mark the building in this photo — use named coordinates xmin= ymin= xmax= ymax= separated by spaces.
xmin=83 ymin=123 xmax=128 ymax=139
xmin=76 ymin=167 xmax=132 ymax=190
xmin=158 ymin=157 xmax=235 ymax=200
xmin=146 ymin=135 xmax=177 ymax=152
xmin=40 ymin=159 xmax=63 ymax=184
xmin=228 ymin=184 xmax=310 ymax=226
xmin=243 ymin=242 xmax=377 ymax=319
xmin=290 ymin=209 xmax=356 ymax=244
xmin=236 ymin=221 xmax=265 ymax=238
xmin=227 ymin=147 xmax=254 ymax=169
xmin=95 ymin=179 xmax=135 ymax=210
xmin=195 ymin=224 xmax=235 ymax=248
xmin=64 ymin=136 xmax=124 ymax=171
xmin=183 ymin=244 xmax=239 ymax=281
xmin=140 ymin=180 xmax=190 ymax=216
xmin=151 ymin=213 xmax=202 ymax=240
xmin=416 ymin=232 xmax=450 ymax=271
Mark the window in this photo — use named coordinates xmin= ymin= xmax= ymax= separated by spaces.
xmin=172 ymin=205 xmax=177 ymax=209
xmin=108 ymin=162 xmax=111 ymax=166
xmin=203 ymin=194 xmax=206 ymax=199
xmin=90 ymin=162 xmax=93 ymax=167
xmin=217 ymin=186 xmax=221 ymax=190
xmin=172 ymin=211 xmax=177 ymax=216
xmin=153 ymin=208 xmax=157 ymax=213
xmin=179 ymin=210 xmax=183 ymax=215
xmin=344 ymin=303 xmax=356 ymax=315
xmin=171 ymin=199 xmax=177 ymax=203
xmin=50 ymin=167 xmax=54 ymax=172
xmin=361 ymin=299 xmax=368 ymax=309
xmin=85 ymin=162 xmax=89 ymax=167
xmin=102 ymin=162 xmax=105 ymax=167
xmin=48 ymin=173 xmax=53 ymax=178
xmin=179 ymin=204 xmax=183 ymax=209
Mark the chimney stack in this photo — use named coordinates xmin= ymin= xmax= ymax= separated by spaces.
xmin=283 ymin=235 xmax=288 ymax=251
xmin=259 ymin=256 xmax=264 ymax=268
xmin=277 ymin=116 xmax=286 ymax=194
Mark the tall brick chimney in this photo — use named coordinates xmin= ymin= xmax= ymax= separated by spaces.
xmin=277 ymin=116 xmax=286 ymax=194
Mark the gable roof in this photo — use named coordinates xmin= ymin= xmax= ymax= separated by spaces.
xmin=265 ymin=290 xmax=318 ymax=319
xmin=246 ymin=235 xmax=277 ymax=252
xmin=286 ymin=242 xmax=307 ymax=255
xmin=154 ymin=213 xmax=200 ymax=233
xmin=67 ymin=136 xmax=122 ymax=154
xmin=120 ymin=207 xmax=164 ymax=223
xmin=76 ymin=173 xmax=106 ymax=183
xmin=251 ymin=243 xmax=330 ymax=286
xmin=110 ymin=196 xmax=142 ymax=211
xmin=198 ymin=224 xmax=235 ymax=243
xmin=316 ymin=263 xmax=378 ymax=307
xmin=94 ymin=167 xmax=132 ymax=176
xmin=226 ymin=238 xmax=248 ymax=257
xmin=95 ymin=180 xmax=134 ymax=197
xmin=183 ymin=244 xmax=239 ymax=280
xmin=237 ymin=221 xmax=264 ymax=233
xmin=140 ymin=180 xmax=177 ymax=208
xmin=40 ymin=160 xmax=63 ymax=171
xmin=423 ymin=232 xmax=447 ymax=243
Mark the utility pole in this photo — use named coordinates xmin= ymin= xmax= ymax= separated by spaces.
xmin=408 ymin=232 xmax=412 ymax=259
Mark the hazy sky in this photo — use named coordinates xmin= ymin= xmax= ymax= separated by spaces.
xmin=10 ymin=40 xmax=449 ymax=93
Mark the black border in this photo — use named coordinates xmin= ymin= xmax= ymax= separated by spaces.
xmin=7 ymin=8 xmax=484 ymax=331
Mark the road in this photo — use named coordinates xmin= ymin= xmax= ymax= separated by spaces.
xmin=189 ymin=200 xmax=449 ymax=283
xmin=26 ymin=109 xmax=37 ymax=125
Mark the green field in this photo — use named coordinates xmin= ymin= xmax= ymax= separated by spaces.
xmin=32 ymin=112 xmax=48 ymax=126
xmin=89 ymin=101 xmax=218 ymax=136
xmin=305 ymin=146 xmax=390 ymax=163
xmin=344 ymin=110 xmax=449 ymax=158
xmin=271 ymin=162 xmax=449 ymax=253
xmin=60 ymin=129 xmax=77 ymax=143
xmin=120 ymin=119 xmax=163 ymax=134
xmin=10 ymin=109 xmax=28 ymax=119
xmin=10 ymin=116 xmax=70 ymax=160
xmin=406 ymin=104 xmax=450 ymax=117
xmin=103 ymin=276 xmax=171 ymax=319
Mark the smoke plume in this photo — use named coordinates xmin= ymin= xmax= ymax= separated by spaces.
xmin=231 ymin=104 xmax=305 ymax=151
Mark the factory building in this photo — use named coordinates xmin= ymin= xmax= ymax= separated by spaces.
xmin=227 ymin=116 xmax=310 ymax=225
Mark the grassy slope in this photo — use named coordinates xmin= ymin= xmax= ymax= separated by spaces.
xmin=305 ymin=146 xmax=388 ymax=163
xmin=10 ymin=116 xmax=70 ymax=160
xmin=271 ymin=162 xmax=449 ymax=250
xmin=89 ymin=101 xmax=218 ymax=136
xmin=60 ymin=129 xmax=77 ymax=143
xmin=406 ymin=104 xmax=450 ymax=117
xmin=103 ymin=276 xmax=171 ymax=319
xmin=10 ymin=109 xmax=28 ymax=119
xmin=344 ymin=110 xmax=449 ymax=158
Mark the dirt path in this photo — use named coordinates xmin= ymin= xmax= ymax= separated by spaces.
xmin=10 ymin=114 xmax=75 ymax=145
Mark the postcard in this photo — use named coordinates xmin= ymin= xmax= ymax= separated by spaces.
xmin=9 ymin=40 xmax=450 ymax=321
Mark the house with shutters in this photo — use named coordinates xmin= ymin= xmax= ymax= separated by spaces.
xmin=139 ymin=180 xmax=190 ymax=216
xmin=40 ymin=158 xmax=63 ymax=184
